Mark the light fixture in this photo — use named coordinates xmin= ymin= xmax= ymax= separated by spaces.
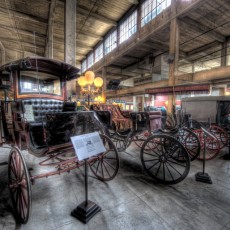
xmin=77 ymin=71 xmax=104 ymax=105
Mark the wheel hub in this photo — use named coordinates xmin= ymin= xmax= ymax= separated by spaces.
xmin=159 ymin=155 xmax=167 ymax=163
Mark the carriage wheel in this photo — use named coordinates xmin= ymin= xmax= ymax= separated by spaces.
xmin=141 ymin=134 xmax=190 ymax=184
xmin=89 ymin=134 xmax=119 ymax=181
xmin=177 ymin=128 xmax=201 ymax=161
xmin=192 ymin=129 xmax=221 ymax=160
xmin=108 ymin=129 xmax=131 ymax=152
xmin=210 ymin=125 xmax=228 ymax=149
xmin=8 ymin=147 xmax=32 ymax=224
xmin=132 ymin=131 xmax=151 ymax=148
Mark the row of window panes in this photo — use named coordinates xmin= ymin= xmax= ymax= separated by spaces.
xmin=81 ymin=0 xmax=171 ymax=72
xmin=141 ymin=0 xmax=171 ymax=26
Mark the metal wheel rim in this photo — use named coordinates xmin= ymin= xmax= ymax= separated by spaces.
xmin=8 ymin=147 xmax=32 ymax=224
xmin=141 ymin=134 xmax=190 ymax=184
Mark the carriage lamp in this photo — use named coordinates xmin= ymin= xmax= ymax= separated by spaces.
xmin=77 ymin=71 xmax=104 ymax=105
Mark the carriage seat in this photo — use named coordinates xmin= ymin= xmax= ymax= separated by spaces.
xmin=148 ymin=111 xmax=162 ymax=131
xmin=12 ymin=99 xmax=65 ymax=150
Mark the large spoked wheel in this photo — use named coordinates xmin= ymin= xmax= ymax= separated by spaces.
xmin=177 ymin=128 xmax=201 ymax=161
xmin=141 ymin=134 xmax=190 ymax=184
xmin=193 ymin=129 xmax=221 ymax=160
xmin=89 ymin=134 xmax=119 ymax=181
xmin=210 ymin=125 xmax=228 ymax=149
xmin=108 ymin=129 xmax=131 ymax=152
xmin=8 ymin=147 xmax=32 ymax=224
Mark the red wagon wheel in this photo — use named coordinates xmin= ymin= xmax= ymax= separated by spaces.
xmin=192 ymin=129 xmax=221 ymax=160
xmin=209 ymin=125 xmax=228 ymax=149
xmin=8 ymin=147 xmax=32 ymax=224
xmin=89 ymin=134 xmax=119 ymax=181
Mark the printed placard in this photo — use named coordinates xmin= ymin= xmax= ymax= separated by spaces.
xmin=71 ymin=132 xmax=106 ymax=161
xmin=23 ymin=104 xmax=35 ymax=122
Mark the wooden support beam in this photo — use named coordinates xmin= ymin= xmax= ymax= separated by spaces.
xmin=106 ymin=80 xmax=169 ymax=98
xmin=45 ymin=0 xmax=58 ymax=58
xmin=57 ymin=0 xmax=116 ymax=26
xmin=0 ymin=24 xmax=46 ymax=38
xmin=0 ymin=36 xmax=44 ymax=49
xmin=186 ymin=41 xmax=221 ymax=56
xmin=179 ymin=17 xmax=225 ymax=43
xmin=0 ymin=42 xmax=5 ymax=65
xmin=221 ymin=40 xmax=228 ymax=66
xmin=176 ymin=66 xmax=230 ymax=83
xmin=77 ymin=6 xmax=117 ymax=26
xmin=0 ymin=6 xmax=48 ymax=24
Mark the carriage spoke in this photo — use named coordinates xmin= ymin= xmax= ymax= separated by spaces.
xmin=166 ymin=161 xmax=182 ymax=176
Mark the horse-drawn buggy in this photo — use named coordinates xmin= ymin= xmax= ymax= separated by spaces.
xmin=0 ymin=57 xmax=119 ymax=223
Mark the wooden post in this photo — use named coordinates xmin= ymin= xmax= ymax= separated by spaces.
xmin=168 ymin=14 xmax=179 ymax=114
xmin=64 ymin=0 xmax=76 ymax=100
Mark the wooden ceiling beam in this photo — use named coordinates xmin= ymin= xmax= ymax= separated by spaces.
xmin=0 ymin=6 xmax=48 ymax=24
xmin=77 ymin=6 xmax=117 ymax=26
xmin=0 ymin=36 xmax=44 ymax=49
xmin=0 ymin=24 xmax=46 ymax=38
xmin=179 ymin=17 xmax=225 ymax=43
xmin=186 ymin=41 xmax=221 ymax=56
xmin=58 ymin=0 xmax=117 ymax=26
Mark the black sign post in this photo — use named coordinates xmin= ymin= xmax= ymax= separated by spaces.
xmin=71 ymin=159 xmax=101 ymax=223
xmin=195 ymin=127 xmax=212 ymax=184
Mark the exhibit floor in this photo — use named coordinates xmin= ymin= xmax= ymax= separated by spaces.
xmin=1 ymin=143 xmax=230 ymax=230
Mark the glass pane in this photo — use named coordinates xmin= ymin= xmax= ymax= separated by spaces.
xmin=19 ymin=71 xmax=62 ymax=96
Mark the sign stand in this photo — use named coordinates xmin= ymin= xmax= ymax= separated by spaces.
xmin=195 ymin=127 xmax=212 ymax=184
xmin=70 ymin=132 xmax=105 ymax=224
xmin=71 ymin=159 xmax=101 ymax=223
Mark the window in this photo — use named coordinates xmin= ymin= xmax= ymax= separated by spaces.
xmin=81 ymin=59 xmax=87 ymax=73
xmin=87 ymin=53 xmax=94 ymax=68
xmin=119 ymin=11 xmax=137 ymax=44
xmin=105 ymin=30 xmax=117 ymax=55
xmin=141 ymin=0 xmax=171 ymax=27
xmin=19 ymin=71 xmax=61 ymax=96
xmin=95 ymin=44 xmax=103 ymax=63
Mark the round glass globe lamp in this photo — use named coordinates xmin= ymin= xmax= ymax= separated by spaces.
xmin=84 ymin=71 xmax=95 ymax=84
xmin=94 ymin=77 xmax=103 ymax=88
xmin=78 ymin=76 xmax=87 ymax=87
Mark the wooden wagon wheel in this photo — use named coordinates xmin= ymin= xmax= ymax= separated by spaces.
xmin=192 ymin=129 xmax=221 ymax=160
xmin=209 ymin=125 xmax=228 ymax=149
xmin=108 ymin=128 xmax=131 ymax=152
xmin=141 ymin=134 xmax=190 ymax=184
xmin=176 ymin=128 xmax=201 ymax=161
xmin=8 ymin=147 xmax=32 ymax=224
xmin=89 ymin=134 xmax=119 ymax=181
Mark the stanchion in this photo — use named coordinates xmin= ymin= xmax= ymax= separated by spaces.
xmin=71 ymin=159 xmax=101 ymax=223
xmin=195 ymin=127 xmax=212 ymax=184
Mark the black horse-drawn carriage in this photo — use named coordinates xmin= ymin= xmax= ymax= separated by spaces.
xmin=0 ymin=57 xmax=119 ymax=223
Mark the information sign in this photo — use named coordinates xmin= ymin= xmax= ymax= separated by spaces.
xmin=71 ymin=132 xmax=106 ymax=161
